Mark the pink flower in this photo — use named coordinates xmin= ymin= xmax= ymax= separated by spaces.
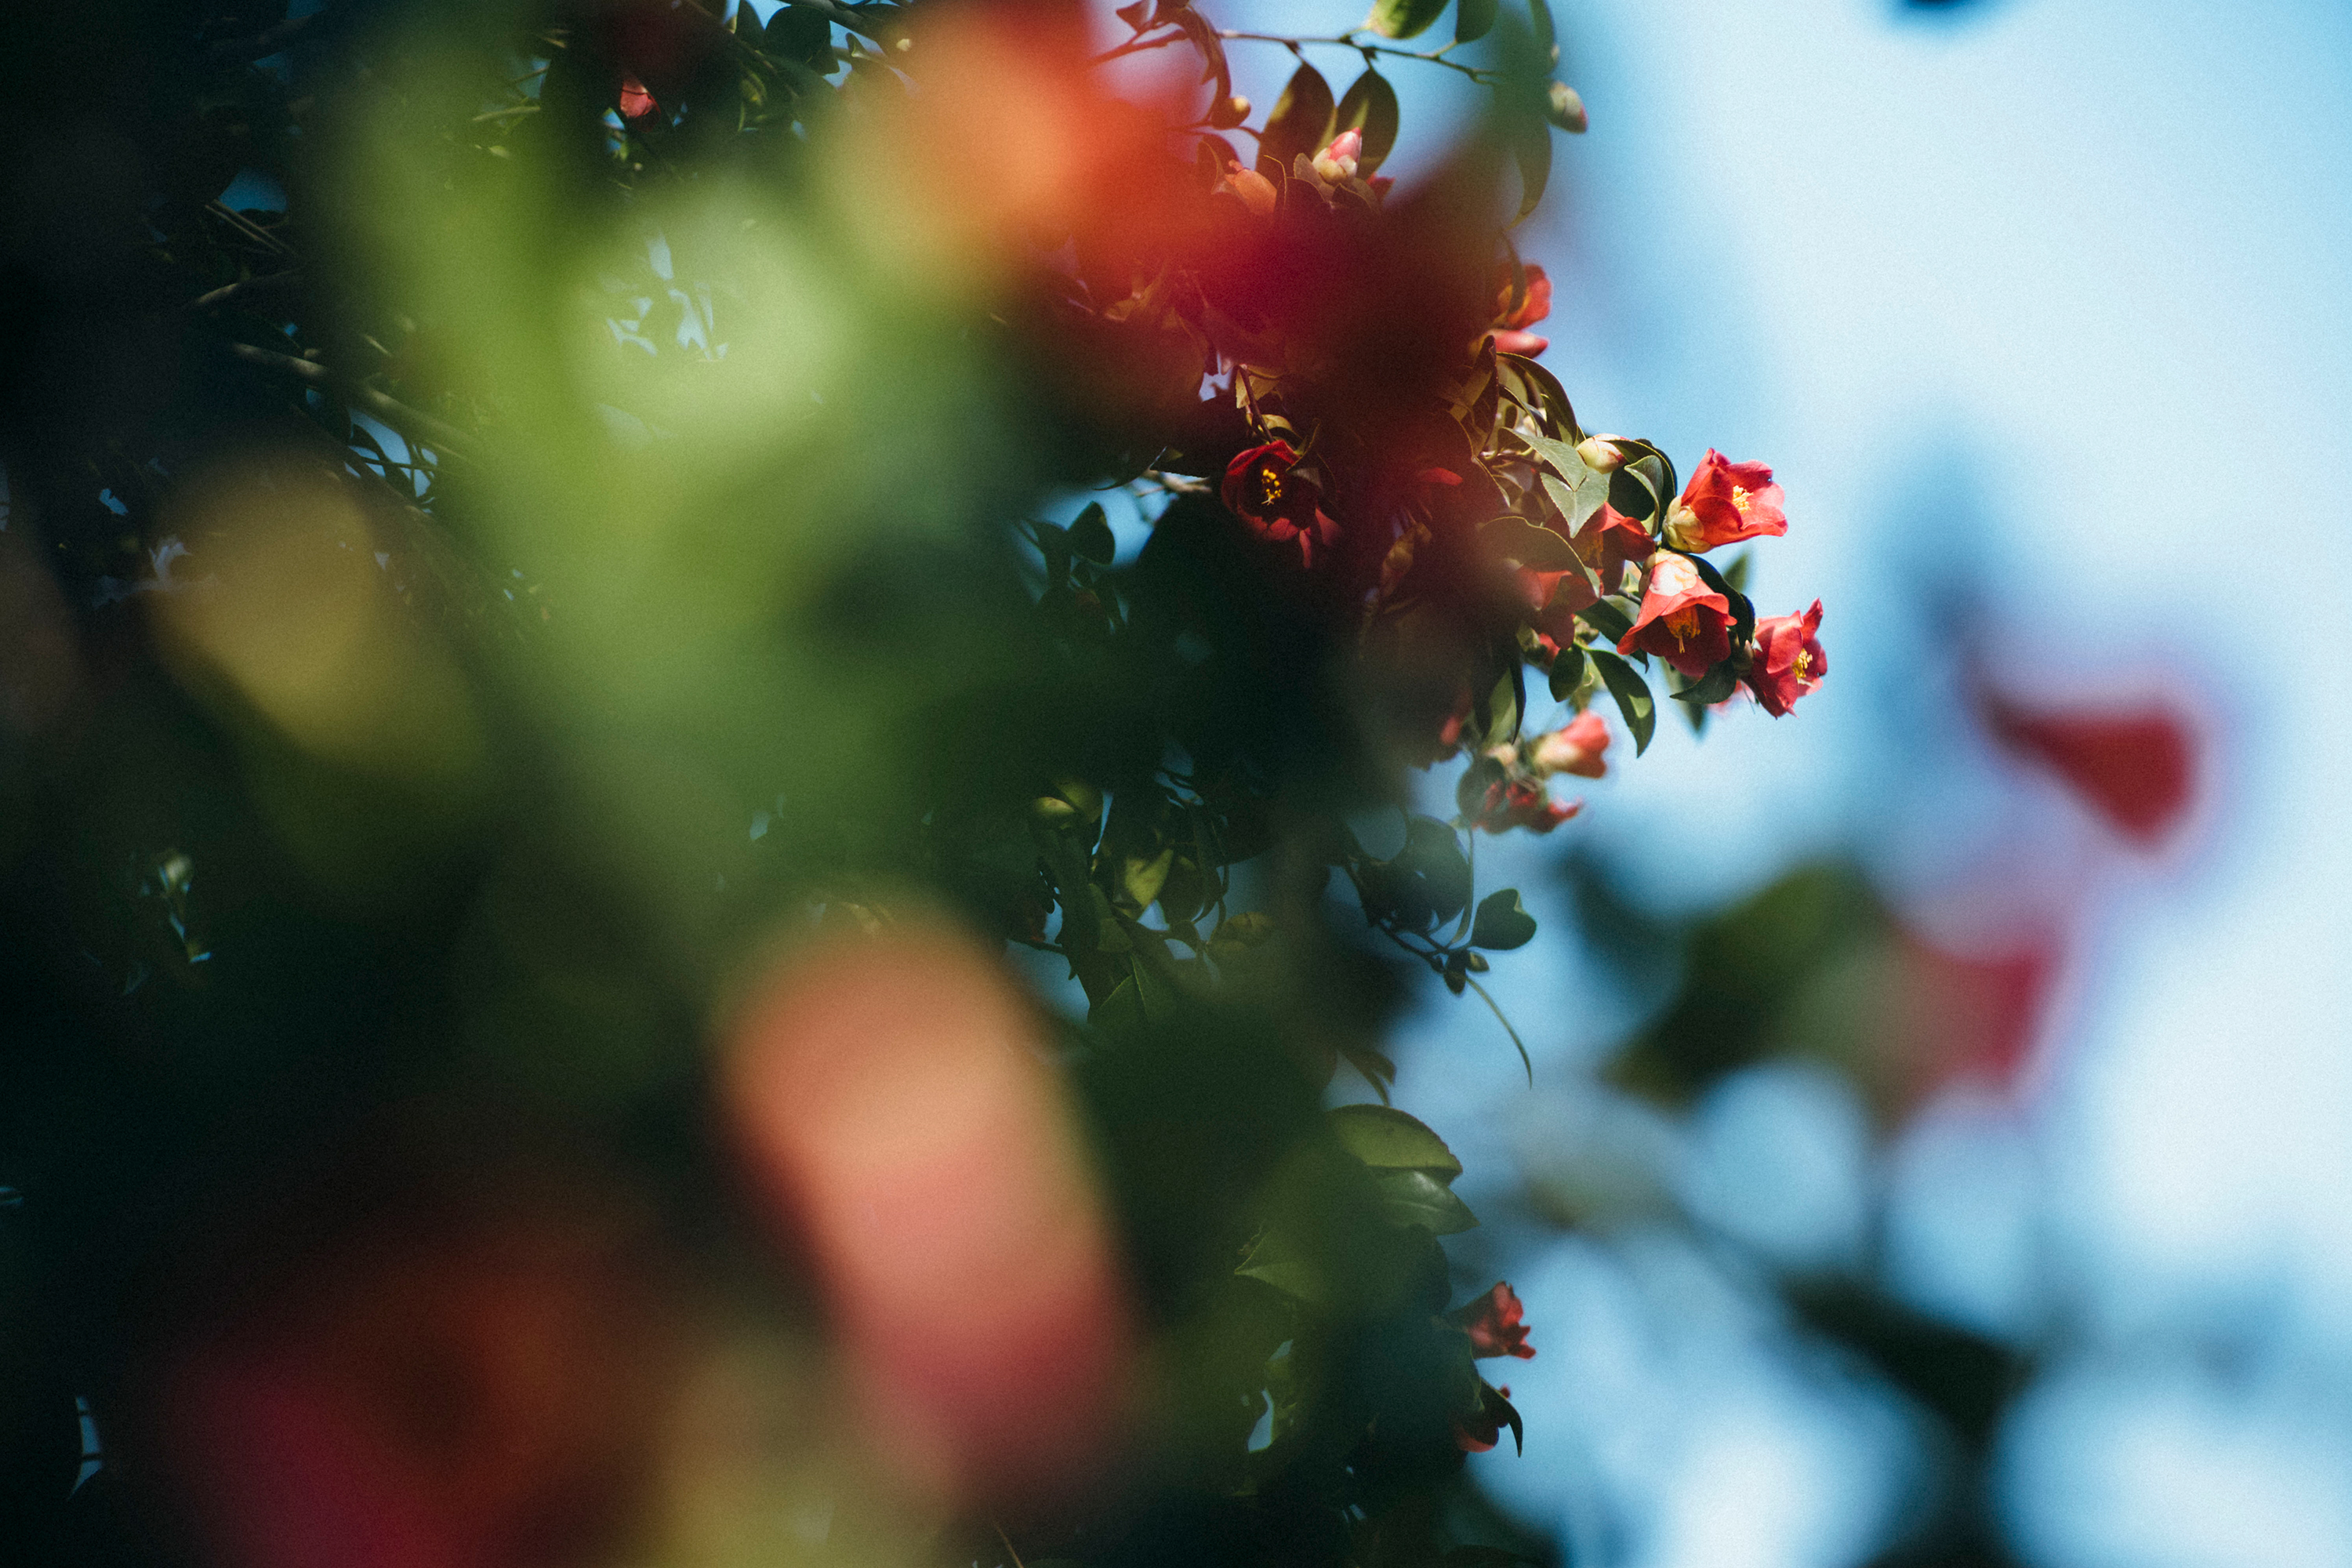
xmin=1621 ymin=553 xmax=1733 ymax=680
xmin=1743 ymin=599 xmax=1825 ymax=717
xmin=1221 ymin=441 xmax=1340 ymax=566
xmin=1663 ymin=449 xmax=1786 ymax=553
xmin=1449 ymin=1282 xmax=1536 ymax=1359
xmin=618 ymin=73 xmax=659 ymax=121
xmin=1312 ymin=129 xmax=1363 ymax=183
xmin=1528 ymin=710 xmax=1609 ymax=779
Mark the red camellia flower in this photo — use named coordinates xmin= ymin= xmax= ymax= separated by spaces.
xmin=1980 ymin=693 xmax=2195 ymax=846
xmin=617 ymin=73 xmax=658 ymax=121
xmin=1621 ymin=554 xmax=1733 ymax=680
xmin=1221 ymin=441 xmax=1340 ymax=566
xmin=1529 ymin=710 xmax=1610 ymax=779
xmin=1744 ymin=599 xmax=1826 ymax=717
xmin=1489 ymin=263 xmax=1552 ymax=358
xmin=1449 ymin=1281 xmax=1537 ymax=1359
xmin=1663 ymin=449 xmax=1787 ymax=553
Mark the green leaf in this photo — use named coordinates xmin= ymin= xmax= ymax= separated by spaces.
xmin=1527 ymin=0 xmax=1556 ymax=59
xmin=1069 ymin=501 xmax=1115 ymax=564
xmin=1589 ymin=647 xmax=1656 ymax=754
xmin=1577 ymin=597 xmax=1634 ymax=644
xmin=1091 ymin=974 xmax=1145 ymax=1039
xmin=1508 ymin=113 xmax=1551 ymax=224
xmin=1672 ymin=662 xmax=1740 ymax=706
xmin=1529 ymin=433 xmax=1614 ymax=535
xmin=1371 ymin=1166 xmax=1480 ymax=1234
xmin=1547 ymin=644 xmax=1588 ymax=701
xmin=1330 ymin=1103 xmax=1464 ymax=1176
xmin=1402 ymin=815 xmax=1474 ymax=924
xmin=1261 ymin=63 xmax=1335 ymax=169
xmin=1237 ymin=1225 xmax=1325 ymax=1301
xmin=1367 ymin=0 xmax=1453 ymax=41
xmin=1497 ymin=353 xmax=1581 ymax=439
xmin=1457 ymin=0 xmax=1499 ymax=43
xmin=1471 ymin=888 xmax=1537 ymax=950
xmin=1334 ymin=70 xmax=1401 ymax=175
xmin=1479 ymin=514 xmax=1579 ymax=571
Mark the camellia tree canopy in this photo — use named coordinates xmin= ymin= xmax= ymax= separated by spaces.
xmin=0 ymin=2 xmax=1821 ymax=1566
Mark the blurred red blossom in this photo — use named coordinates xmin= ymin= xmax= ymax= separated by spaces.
xmin=1982 ymin=695 xmax=2196 ymax=846
xmin=1223 ymin=441 xmax=1340 ymax=565
xmin=1490 ymin=263 xmax=1553 ymax=358
xmin=1449 ymin=1281 xmax=1536 ymax=1360
xmin=1529 ymin=710 xmax=1610 ymax=779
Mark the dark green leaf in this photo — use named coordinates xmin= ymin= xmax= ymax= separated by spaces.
xmin=1722 ymin=547 xmax=1753 ymax=593
xmin=1236 ymin=1225 xmax=1325 ymax=1301
xmin=1548 ymin=643 xmax=1588 ymax=701
xmin=1590 ymin=647 xmax=1656 ymax=755
xmin=1401 ymin=815 xmax=1474 ymax=924
xmin=1372 ymin=1166 xmax=1480 ymax=1233
xmin=1577 ymin=598 xmax=1634 ymax=644
xmin=1334 ymin=70 xmax=1400 ymax=176
xmin=1672 ymin=662 xmax=1740 ymax=706
xmin=1456 ymin=753 xmax=1507 ymax=819
xmin=1261 ymin=63 xmax=1335 ymax=169
xmin=1479 ymin=514 xmax=1579 ymax=571
xmin=1508 ymin=113 xmax=1551 ymax=224
xmin=1497 ymin=352 xmax=1581 ymax=438
xmin=1330 ymin=1103 xmax=1463 ymax=1176
xmin=1069 ymin=501 xmax=1115 ymax=563
xmin=1367 ymin=0 xmax=1453 ymax=41
xmin=1527 ymin=0 xmax=1556 ymax=59
xmin=1471 ymin=888 xmax=1537 ymax=950
xmin=1457 ymin=0 xmax=1500 ymax=43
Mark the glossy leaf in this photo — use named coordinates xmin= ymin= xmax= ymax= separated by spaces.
xmin=1590 ymin=646 xmax=1657 ymax=755
xmin=1372 ymin=1166 xmax=1480 ymax=1234
xmin=1330 ymin=1103 xmax=1464 ymax=1176
xmin=1471 ymin=888 xmax=1537 ymax=951
xmin=1367 ymin=0 xmax=1453 ymax=41
xmin=1548 ymin=643 xmax=1588 ymax=701
xmin=1334 ymin=70 xmax=1401 ymax=175
xmin=1577 ymin=598 xmax=1634 ymax=644
xmin=1261 ymin=63 xmax=1335 ymax=170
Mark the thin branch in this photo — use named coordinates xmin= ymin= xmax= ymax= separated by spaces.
xmin=1464 ymin=976 xmax=1534 ymax=1086
xmin=189 ymin=271 xmax=299 ymax=312
xmin=201 ymin=3 xmax=344 ymax=68
xmin=1216 ymin=31 xmax=1499 ymax=85
xmin=226 ymin=343 xmax=477 ymax=462
xmin=1091 ymin=28 xmax=1188 ymax=66
xmin=204 ymin=201 xmax=296 ymax=257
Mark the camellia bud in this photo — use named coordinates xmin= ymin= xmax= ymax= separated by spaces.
xmin=1547 ymin=82 xmax=1588 ymax=134
xmin=1224 ymin=161 xmax=1277 ymax=217
xmin=1575 ymin=434 xmax=1628 ymax=473
xmin=1229 ymin=95 xmax=1250 ymax=121
xmin=1312 ymin=129 xmax=1363 ymax=183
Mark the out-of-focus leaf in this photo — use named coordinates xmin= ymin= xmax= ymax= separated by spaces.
xmin=1237 ymin=1225 xmax=1325 ymax=1301
xmin=1508 ymin=113 xmax=1551 ymax=224
xmin=1456 ymin=0 xmax=1499 ymax=43
xmin=1470 ymin=888 xmax=1537 ymax=951
xmin=1069 ymin=501 xmax=1115 ymax=563
xmin=1330 ymin=1103 xmax=1463 ymax=1176
xmin=1261 ymin=63 xmax=1335 ymax=170
xmin=1367 ymin=0 xmax=1453 ymax=41
xmin=1334 ymin=70 xmax=1400 ymax=175
xmin=1371 ymin=1166 xmax=1479 ymax=1233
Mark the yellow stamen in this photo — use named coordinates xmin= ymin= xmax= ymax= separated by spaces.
xmin=1730 ymin=485 xmax=1753 ymax=515
xmin=1791 ymin=650 xmax=1813 ymax=681
xmin=1664 ymin=607 xmax=1700 ymax=647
